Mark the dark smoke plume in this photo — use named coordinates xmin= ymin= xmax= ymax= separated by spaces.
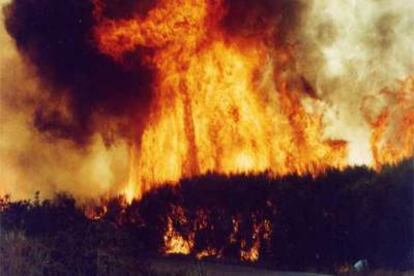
xmin=3 ymin=0 xmax=153 ymax=144
xmin=222 ymin=0 xmax=305 ymax=41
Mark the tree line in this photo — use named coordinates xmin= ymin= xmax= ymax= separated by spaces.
xmin=1 ymin=159 xmax=413 ymax=274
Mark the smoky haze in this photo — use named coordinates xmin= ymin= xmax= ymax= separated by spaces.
xmin=294 ymin=0 xmax=414 ymax=164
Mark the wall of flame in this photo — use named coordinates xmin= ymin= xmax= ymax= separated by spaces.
xmin=0 ymin=0 xmax=413 ymax=201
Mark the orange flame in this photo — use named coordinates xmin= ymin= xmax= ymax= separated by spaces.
xmin=164 ymin=217 xmax=194 ymax=255
xmin=163 ymin=205 xmax=193 ymax=255
xmin=161 ymin=205 xmax=273 ymax=261
xmin=370 ymin=76 xmax=414 ymax=169
xmin=93 ymin=0 xmax=348 ymax=199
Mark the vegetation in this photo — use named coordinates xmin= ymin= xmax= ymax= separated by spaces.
xmin=1 ymin=159 xmax=413 ymax=275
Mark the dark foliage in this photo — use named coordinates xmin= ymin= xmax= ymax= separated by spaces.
xmin=1 ymin=159 xmax=413 ymax=274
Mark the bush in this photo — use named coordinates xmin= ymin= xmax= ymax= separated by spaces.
xmin=0 ymin=230 xmax=50 ymax=276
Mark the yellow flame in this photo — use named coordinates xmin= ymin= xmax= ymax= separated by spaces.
xmin=94 ymin=0 xmax=348 ymax=200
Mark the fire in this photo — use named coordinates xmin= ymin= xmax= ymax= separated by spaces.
xmin=163 ymin=216 xmax=193 ymax=255
xmin=84 ymin=204 xmax=108 ymax=221
xmin=161 ymin=205 xmax=273 ymax=261
xmin=90 ymin=1 xmax=414 ymax=259
xmin=196 ymin=248 xmax=220 ymax=260
xmin=93 ymin=0 xmax=348 ymax=199
xmin=240 ymin=219 xmax=272 ymax=262
xmin=1 ymin=0 xmax=413 ymax=267
xmin=240 ymin=240 xmax=260 ymax=262
xmin=370 ymin=76 xmax=414 ymax=169
xmin=163 ymin=205 xmax=194 ymax=255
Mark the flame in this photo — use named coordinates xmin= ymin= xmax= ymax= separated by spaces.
xmin=241 ymin=240 xmax=260 ymax=262
xmin=161 ymin=205 xmax=273 ymax=261
xmin=196 ymin=248 xmax=220 ymax=260
xmin=0 ymin=0 xmax=412 ymax=266
xmin=91 ymin=4 xmax=414 ymax=262
xmin=163 ymin=216 xmax=193 ymax=255
xmin=94 ymin=0 xmax=349 ymax=200
xmin=163 ymin=205 xmax=194 ymax=255
xmin=84 ymin=204 xmax=108 ymax=221
xmin=370 ymin=76 xmax=414 ymax=169
xmin=240 ymin=219 xmax=272 ymax=262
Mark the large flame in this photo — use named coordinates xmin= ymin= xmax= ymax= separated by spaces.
xmin=369 ymin=76 xmax=414 ymax=169
xmin=93 ymin=0 xmax=349 ymax=199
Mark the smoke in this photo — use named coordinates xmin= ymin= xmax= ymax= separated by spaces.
xmin=3 ymin=0 xmax=154 ymax=144
xmin=292 ymin=0 xmax=414 ymax=164
xmin=0 ymin=0 xmax=130 ymax=200
xmin=222 ymin=0 xmax=413 ymax=165
xmin=222 ymin=0 xmax=305 ymax=39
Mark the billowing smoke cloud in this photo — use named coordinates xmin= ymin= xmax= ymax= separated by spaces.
xmin=293 ymin=0 xmax=414 ymax=164
xmin=0 ymin=0 xmax=131 ymax=200
xmin=0 ymin=0 xmax=413 ymax=199
xmin=3 ymin=0 xmax=154 ymax=144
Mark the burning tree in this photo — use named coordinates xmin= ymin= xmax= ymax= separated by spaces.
xmin=0 ymin=0 xmax=413 ymax=274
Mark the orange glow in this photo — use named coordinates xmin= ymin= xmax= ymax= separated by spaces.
xmin=241 ymin=240 xmax=260 ymax=262
xmin=84 ymin=204 xmax=108 ymax=221
xmin=240 ymin=219 xmax=272 ymax=262
xmin=196 ymin=248 xmax=221 ymax=260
